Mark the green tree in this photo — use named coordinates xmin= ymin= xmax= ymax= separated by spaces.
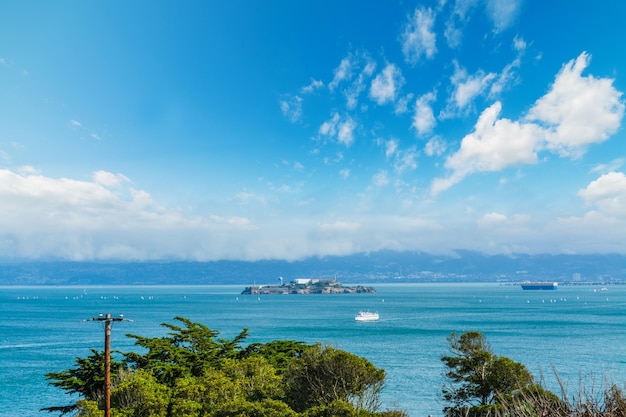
xmin=441 ymin=331 xmax=534 ymax=417
xmin=283 ymin=343 xmax=386 ymax=413
xmin=243 ymin=339 xmax=310 ymax=373
xmin=110 ymin=368 xmax=170 ymax=417
xmin=44 ymin=317 xmax=409 ymax=417
xmin=42 ymin=349 xmax=125 ymax=415
xmin=124 ymin=316 xmax=249 ymax=386
xmin=221 ymin=356 xmax=284 ymax=401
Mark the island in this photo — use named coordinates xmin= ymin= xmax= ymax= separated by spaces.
xmin=241 ymin=278 xmax=375 ymax=295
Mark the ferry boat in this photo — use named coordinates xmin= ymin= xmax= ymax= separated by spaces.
xmin=355 ymin=311 xmax=379 ymax=322
xmin=520 ymin=281 xmax=558 ymax=290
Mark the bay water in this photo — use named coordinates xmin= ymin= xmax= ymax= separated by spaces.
xmin=1 ymin=283 xmax=625 ymax=417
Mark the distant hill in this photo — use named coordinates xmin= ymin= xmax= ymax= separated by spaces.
xmin=1 ymin=251 xmax=624 ymax=285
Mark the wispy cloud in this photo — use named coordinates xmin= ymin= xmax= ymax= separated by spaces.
xmin=329 ymin=56 xmax=354 ymax=91
xmin=400 ymin=6 xmax=437 ymax=65
xmin=68 ymin=119 xmax=103 ymax=141
xmin=486 ymin=0 xmax=522 ymax=33
xmin=300 ymin=78 xmax=324 ymax=94
xmin=280 ymin=95 xmax=303 ymax=123
xmin=444 ymin=0 xmax=480 ymax=48
xmin=441 ymin=61 xmax=497 ymax=118
xmin=424 ymin=136 xmax=447 ymax=157
xmin=412 ymin=92 xmax=437 ymax=135
xmin=590 ymin=158 xmax=625 ymax=175
xmin=369 ymin=63 xmax=405 ymax=105
xmin=372 ymin=170 xmax=389 ymax=186
xmin=318 ymin=112 xmax=357 ymax=147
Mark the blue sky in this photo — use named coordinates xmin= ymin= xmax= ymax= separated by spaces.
xmin=1 ymin=0 xmax=625 ymax=261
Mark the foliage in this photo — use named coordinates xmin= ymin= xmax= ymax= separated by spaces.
xmin=283 ymin=343 xmax=386 ymax=413
xmin=44 ymin=317 xmax=398 ymax=417
xmin=243 ymin=339 xmax=309 ymax=373
xmin=110 ymin=368 xmax=170 ymax=417
xmin=42 ymin=349 xmax=125 ymax=415
xmin=441 ymin=331 xmax=534 ymax=417
xmin=124 ymin=316 xmax=250 ymax=386
xmin=501 ymin=383 xmax=569 ymax=417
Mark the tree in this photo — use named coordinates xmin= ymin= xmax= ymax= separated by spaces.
xmin=441 ymin=331 xmax=534 ymax=417
xmin=283 ymin=343 xmax=386 ymax=413
xmin=44 ymin=317 xmax=407 ymax=417
xmin=243 ymin=339 xmax=310 ymax=373
xmin=109 ymin=368 xmax=170 ymax=417
xmin=124 ymin=316 xmax=250 ymax=386
xmin=42 ymin=349 xmax=125 ymax=415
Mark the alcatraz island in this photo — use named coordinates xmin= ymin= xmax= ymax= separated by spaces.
xmin=241 ymin=277 xmax=375 ymax=295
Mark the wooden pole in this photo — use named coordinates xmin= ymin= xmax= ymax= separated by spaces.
xmin=92 ymin=313 xmax=125 ymax=417
xmin=104 ymin=314 xmax=111 ymax=417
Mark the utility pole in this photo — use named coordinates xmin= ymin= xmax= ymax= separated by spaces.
xmin=91 ymin=313 xmax=126 ymax=417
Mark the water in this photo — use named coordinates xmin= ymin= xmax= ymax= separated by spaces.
xmin=1 ymin=284 xmax=625 ymax=417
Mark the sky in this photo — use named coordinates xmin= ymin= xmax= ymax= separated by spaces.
xmin=1 ymin=0 xmax=625 ymax=262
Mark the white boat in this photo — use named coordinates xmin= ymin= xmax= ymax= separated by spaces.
xmin=355 ymin=311 xmax=379 ymax=322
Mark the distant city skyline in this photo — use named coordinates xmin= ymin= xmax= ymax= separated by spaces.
xmin=1 ymin=1 xmax=625 ymax=261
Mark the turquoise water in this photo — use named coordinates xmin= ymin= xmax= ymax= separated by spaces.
xmin=1 ymin=284 xmax=625 ymax=417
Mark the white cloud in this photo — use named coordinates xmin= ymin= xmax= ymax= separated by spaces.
xmin=550 ymin=172 xmax=626 ymax=252
xmin=400 ymin=6 xmax=437 ymax=65
xmin=93 ymin=170 xmax=130 ymax=187
xmin=337 ymin=118 xmax=356 ymax=146
xmin=393 ymin=146 xmax=419 ymax=174
xmin=339 ymin=169 xmax=350 ymax=179
xmin=130 ymin=188 xmax=153 ymax=209
xmin=577 ymin=171 xmax=626 ymax=218
xmin=444 ymin=0 xmax=479 ymax=48
xmin=433 ymin=53 xmax=625 ymax=194
xmin=590 ymin=158 xmax=625 ymax=175
xmin=69 ymin=119 xmax=83 ymax=128
xmin=2 ymin=166 xmax=625 ymax=261
xmin=489 ymin=57 xmax=521 ymax=98
xmin=513 ymin=35 xmax=527 ymax=52
xmin=424 ymin=136 xmax=447 ymax=157
xmin=394 ymin=93 xmax=415 ymax=115
xmin=478 ymin=212 xmax=508 ymax=225
xmin=372 ymin=170 xmax=389 ymax=186
xmin=344 ymin=54 xmax=376 ymax=109
xmin=280 ymin=95 xmax=303 ymax=123
xmin=369 ymin=64 xmax=405 ymax=105
xmin=432 ymin=101 xmax=542 ymax=194
xmin=319 ymin=112 xmax=341 ymax=137
xmin=526 ymin=52 xmax=624 ymax=157
xmin=300 ymin=78 xmax=324 ymax=94
xmin=385 ymin=139 xmax=399 ymax=158
xmin=235 ymin=190 xmax=268 ymax=206
xmin=485 ymin=0 xmax=521 ymax=33
xmin=413 ymin=92 xmax=437 ymax=135
xmin=442 ymin=61 xmax=497 ymax=117
xmin=0 ymin=169 xmax=264 ymax=260
xmin=329 ymin=57 xmax=353 ymax=91
xmin=18 ymin=165 xmax=40 ymax=175
xmin=319 ymin=113 xmax=356 ymax=147
xmin=319 ymin=221 xmax=361 ymax=232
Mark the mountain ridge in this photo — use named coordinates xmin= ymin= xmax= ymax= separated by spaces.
xmin=2 ymin=251 xmax=625 ymax=285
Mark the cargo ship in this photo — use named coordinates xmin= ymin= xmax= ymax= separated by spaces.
xmin=520 ymin=281 xmax=558 ymax=290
